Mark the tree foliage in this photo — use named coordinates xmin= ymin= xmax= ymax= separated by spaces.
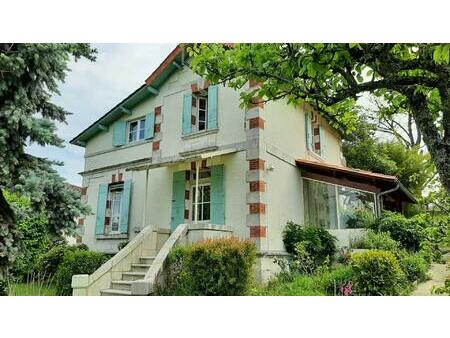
xmin=342 ymin=120 xmax=435 ymax=197
xmin=188 ymin=43 xmax=450 ymax=192
xmin=0 ymin=43 xmax=96 ymax=271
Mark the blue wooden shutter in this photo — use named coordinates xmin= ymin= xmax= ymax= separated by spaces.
xmin=144 ymin=112 xmax=155 ymax=139
xmin=112 ymin=120 xmax=126 ymax=146
xmin=210 ymin=165 xmax=225 ymax=225
xmin=319 ymin=125 xmax=325 ymax=158
xmin=305 ymin=112 xmax=312 ymax=150
xmin=95 ymin=184 xmax=108 ymax=235
xmin=207 ymin=85 xmax=218 ymax=129
xmin=119 ymin=179 xmax=132 ymax=234
xmin=171 ymin=171 xmax=186 ymax=231
xmin=182 ymin=93 xmax=192 ymax=135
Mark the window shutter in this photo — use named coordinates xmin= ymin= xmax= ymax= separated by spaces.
xmin=210 ymin=165 xmax=225 ymax=225
xmin=207 ymin=85 xmax=218 ymax=129
xmin=182 ymin=93 xmax=192 ymax=135
xmin=171 ymin=171 xmax=186 ymax=231
xmin=119 ymin=179 xmax=132 ymax=234
xmin=144 ymin=112 xmax=155 ymax=139
xmin=305 ymin=112 xmax=313 ymax=150
xmin=112 ymin=120 xmax=126 ymax=146
xmin=319 ymin=125 xmax=326 ymax=158
xmin=95 ymin=184 xmax=108 ymax=235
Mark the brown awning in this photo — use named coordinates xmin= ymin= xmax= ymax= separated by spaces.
xmin=295 ymin=159 xmax=416 ymax=204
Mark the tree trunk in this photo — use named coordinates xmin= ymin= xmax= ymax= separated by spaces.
xmin=408 ymin=91 xmax=450 ymax=194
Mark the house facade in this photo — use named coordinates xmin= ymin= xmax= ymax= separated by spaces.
xmin=71 ymin=46 xmax=415 ymax=283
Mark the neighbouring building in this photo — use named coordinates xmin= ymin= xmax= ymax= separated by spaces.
xmin=70 ymin=46 xmax=415 ymax=287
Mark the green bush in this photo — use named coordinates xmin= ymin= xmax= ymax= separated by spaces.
xmin=350 ymin=249 xmax=405 ymax=295
xmin=355 ymin=230 xmax=400 ymax=252
xmin=163 ymin=237 xmax=256 ymax=296
xmin=55 ymin=250 xmax=108 ymax=296
xmin=398 ymin=250 xmax=429 ymax=283
xmin=282 ymin=222 xmax=336 ymax=267
xmin=371 ymin=212 xmax=424 ymax=251
xmin=346 ymin=210 xmax=376 ymax=229
xmin=0 ymin=280 xmax=7 ymax=296
xmin=117 ymin=241 xmax=129 ymax=251
xmin=37 ymin=243 xmax=88 ymax=278
xmin=251 ymin=265 xmax=354 ymax=296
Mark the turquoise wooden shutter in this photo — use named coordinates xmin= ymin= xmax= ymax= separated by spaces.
xmin=112 ymin=120 xmax=126 ymax=146
xmin=319 ymin=125 xmax=325 ymax=158
xmin=95 ymin=184 xmax=108 ymax=235
xmin=171 ymin=171 xmax=186 ymax=231
xmin=210 ymin=165 xmax=225 ymax=225
xmin=144 ymin=112 xmax=155 ymax=139
xmin=182 ymin=93 xmax=192 ymax=135
xmin=119 ymin=179 xmax=132 ymax=234
xmin=207 ymin=85 xmax=218 ymax=129
xmin=305 ymin=112 xmax=313 ymax=150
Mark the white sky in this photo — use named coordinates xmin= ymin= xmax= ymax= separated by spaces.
xmin=26 ymin=43 xmax=177 ymax=186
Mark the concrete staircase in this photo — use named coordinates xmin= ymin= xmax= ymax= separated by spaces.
xmin=100 ymin=256 xmax=156 ymax=296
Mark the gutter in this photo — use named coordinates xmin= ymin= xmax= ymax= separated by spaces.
xmin=376 ymin=182 xmax=400 ymax=217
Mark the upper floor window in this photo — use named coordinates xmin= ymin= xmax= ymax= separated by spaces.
xmin=192 ymin=94 xmax=208 ymax=132
xmin=128 ymin=118 xmax=146 ymax=143
xmin=306 ymin=112 xmax=323 ymax=156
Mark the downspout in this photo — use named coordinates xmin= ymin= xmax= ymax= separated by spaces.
xmin=376 ymin=182 xmax=400 ymax=217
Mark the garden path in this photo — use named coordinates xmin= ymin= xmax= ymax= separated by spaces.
xmin=412 ymin=253 xmax=449 ymax=296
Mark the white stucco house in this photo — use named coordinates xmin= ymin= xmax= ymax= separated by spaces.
xmin=70 ymin=46 xmax=415 ymax=295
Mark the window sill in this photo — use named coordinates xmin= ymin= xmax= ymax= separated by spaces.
xmin=96 ymin=233 xmax=129 ymax=240
xmin=307 ymin=149 xmax=324 ymax=162
xmin=181 ymin=128 xmax=218 ymax=140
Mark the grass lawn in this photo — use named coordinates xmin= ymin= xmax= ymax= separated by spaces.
xmin=8 ymin=282 xmax=57 ymax=296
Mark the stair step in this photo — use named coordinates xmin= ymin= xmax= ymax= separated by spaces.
xmin=130 ymin=263 xmax=151 ymax=273
xmin=101 ymin=288 xmax=132 ymax=296
xmin=111 ymin=280 xmax=133 ymax=291
xmin=140 ymin=256 xmax=156 ymax=264
xmin=122 ymin=271 xmax=146 ymax=281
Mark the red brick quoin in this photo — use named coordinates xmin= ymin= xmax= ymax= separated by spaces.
xmin=249 ymin=159 xmax=265 ymax=171
xmin=249 ymin=181 xmax=266 ymax=192
xmin=250 ymin=226 xmax=267 ymax=238
xmin=152 ymin=141 xmax=160 ymax=151
xmin=249 ymin=203 xmax=266 ymax=214
xmin=249 ymin=117 xmax=265 ymax=130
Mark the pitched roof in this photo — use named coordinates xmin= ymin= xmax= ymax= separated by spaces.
xmin=70 ymin=46 xmax=184 ymax=147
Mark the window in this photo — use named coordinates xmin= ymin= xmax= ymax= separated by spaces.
xmin=107 ymin=184 xmax=123 ymax=233
xmin=311 ymin=112 xmax=321 ymax=155
xmin=191 ymin=183 xmax=211 ymax=222
xmin=128 ymin=118 xmax=146 ymax=143
xmin=303 ymin=178 xmax=376 ymax=229
xmin=192 ymin=94 xmax=208 ymax=132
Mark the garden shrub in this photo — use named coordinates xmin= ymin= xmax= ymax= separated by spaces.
xmin=117 ymin=241 xmax=129 ymax=251
xmin=37 ymin=243 xmax=88 ymax=278
xmin=355 ymin=230 xmax=400 ymax=252
xmin=0 ymin=279 xmax=8 ymax=296
xmin=318 ymin=265 xmax=355 ymax=296
xmin=345 ymin=210 xmax=376 ymax=229
xmin=350 ymin=249 xmax=405 ymax=295
xmin=55 ymin=250 xmax=108 ymax=296
xmin=163 ymin=237 xmax=256 ymax=296
xmin=371 ymin=212 xmax=424 ymax=251
xmin=282 ymin=222 xmax=336 ymax=268
xmin=397 ymin=250 xmax=429 ymax=283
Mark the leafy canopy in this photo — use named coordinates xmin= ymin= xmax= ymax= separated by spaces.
xmin=188 ymin=43 xmax=450 ymax=192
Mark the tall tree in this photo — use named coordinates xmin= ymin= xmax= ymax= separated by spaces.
xmin=189 ymin=43 xmax=450 ymax=192
xmin=0 ymin=43 xmax=95 ymax=274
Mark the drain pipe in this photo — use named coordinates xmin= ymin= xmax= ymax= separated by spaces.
xmin=376 ymin=182 xmax=400 ymax=217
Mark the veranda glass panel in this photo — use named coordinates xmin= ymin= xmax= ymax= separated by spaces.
xmin=337 ymin=186 xmax=376 ymax=229
xmin=303 ymin=178 xmax=376 ymax=229
xmin=303 ymin=179 xmax=338 ymax=229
